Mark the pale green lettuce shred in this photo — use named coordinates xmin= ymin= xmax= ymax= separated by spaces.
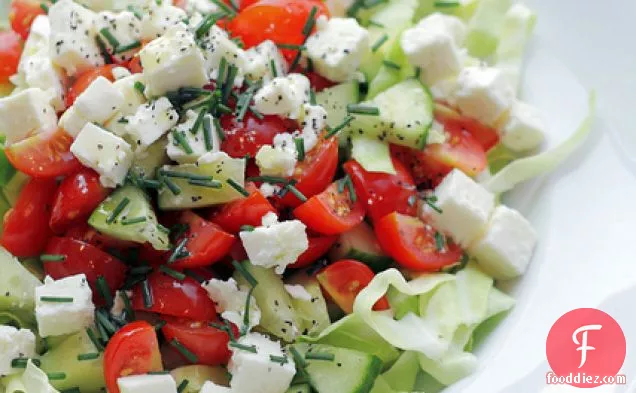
xmin=464 ymin=0 xmax=513 ymax=59
xmin=351 ymin=137 xmax=397 ymax=175
xmin=2 ymin=360 xmax=59 ymax=393
xmin=484 ymin=92 xmax=596 ymax=193
xmin=381 ymin=351 xmax=420 ymax=391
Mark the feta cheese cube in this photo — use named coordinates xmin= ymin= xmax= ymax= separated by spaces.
xmin=298 ymin=104 xmax=328 ymax=151
xmin=140 ymin=28 xmax=208 ymax=97
xmin=200 ymin=381 xmax=231 ymax=393
xmin=71 ymin=123 xmax=134 ymax=187
xmin=140 ymin=3 xmax=187 ymax=40
xmin=59 ymin=106 xmax=89 ymax=137
xmin=199 ymin=25 xmax=247 ymax=85
xmin=423 ymin=168 xmax=495 ymax=248
xmin=253 ymin=73 xmax=310 ymax=119
xmin=255 ymin=145 xmax=297 ymax=177
xmin=167 ymin=109 xmax=220 ymax=163
xmin=240 ymin=213 xmax=308 ymax=274
xmin=228 ymin=332 xmax=296 ymax=393
xmin=499 ymin=100 xmax=545 ymax=152
xmin=415 ymin=12 xmax=467 ymax=45
xmin=0 ymin=88 xmax=57 ymax=145
xmin=105 ymin=74 xmax=147 ymax=136
xmin=110 ymin=290 xmax=132 ymax=318
xmin=35 ymin=274 xmax=95 ymax=337
xmin=126 ymin=97 xmax=179 ymax=151
xmin=48 ymin=0 xmax=104 ymax=75
xmin=245 ymin=40 xmax=287 ymax=82
xmin=259 ymin=183 xmax=281 ymax=198
xmin=0 ymin=326 xmax=36 ymax=376
xmin=112 ymin=66 xmax=132 ymax=80
xmin=95 ymin=11 xmax=142 ymax=63
xmin=118 ymin=374 xmax=177 ymax=393
xmin=305 ymin=16 xmax=369 ymax=83
xmin=74 ymin=76 xmax=125 ymax=124
xmin=468 ymin=205 xmax=537 ymax=280
xmin=451 ymin=66 xmax=514 ymax=127
xmin=202 ymin=278 xmax=261 ymax=330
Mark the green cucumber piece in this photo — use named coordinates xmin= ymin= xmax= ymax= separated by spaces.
xmin=345 ymin=79 xmax=433 ymax=149
xmin=286 ymin=384 xmax=311 ymax=393
xmin=329 ymin=222 xmax=392 ymax=273
xmin=315 ymin=81 xmax=360 ymax=146
xmin=351 ymin=137 xmax=395 ymax=175
xmin=0 ymin=246 xmax=42 ymax=312
xmin=157 ymin=153 xmax=246 ymax=210
xmin=465 ymin=0 xmax=513 ymax=58
xmin=2 ymin=171 xmax=28 ymax=206
xmin=39 ymin=330 xmax=106 ymax=393
xmin=89 ymin=185 xmax=169 ymax=250
xmin=286 ymin=273 xmax=330 ymax=337
xmin=291 ymin=343 xmax=383 ymax=393
xmin=233 ymin=262 xmax=299 ymax=342
xmin=171 ymin=365 xmax=229 ymax=393
xmin=131 ymin=137 xmax=170 ymax=179
xmin=367 ymin=30 xmax=414 ymax=99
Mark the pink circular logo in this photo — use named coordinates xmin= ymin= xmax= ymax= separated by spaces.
xmin=546 ymin=308 xmax=626 ymax=388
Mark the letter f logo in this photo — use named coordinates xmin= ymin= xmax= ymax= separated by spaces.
xmin=572 ymin=324 xmax=602 ymax=368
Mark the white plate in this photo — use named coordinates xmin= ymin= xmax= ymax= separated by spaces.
xmin=447 ymin=1 xmax=636 ymax=392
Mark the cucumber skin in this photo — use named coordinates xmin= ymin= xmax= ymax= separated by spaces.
xmin=342 ymin=249 xmax=393 ymax=273
xmin=286 ymin=384 xmax=311 ymax=393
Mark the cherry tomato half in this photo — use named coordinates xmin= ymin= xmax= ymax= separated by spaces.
xmin=375 ymin=212 xmax=463 ymax=271
xmin=288 ymin=235 xmax=338 ymax=269
xmin=220 ymin=112 xmax=296 ymax=158
xmin=434 ymin=102 xmax=500 ymax=152
xmin=162 ymin=317 xmax=235 ymax=366
xmin=316 ymin=259 xmax=389 ymax=314
xmin=209 ymin=185 xmax=276 ymax=234
xmin=1 ymin=178 xmax=56 ymax=257
xmin=9 ymin=0 xmax=45 ymax=40
xmin=104 ymin=321 xmax=163 ymax=393
xmin=0 ymin=30 xmax=22 ymax=84
xmin=65 ymin=64 xmax=117 ymax=107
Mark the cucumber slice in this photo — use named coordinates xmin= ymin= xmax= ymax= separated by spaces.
xmin=344 ymin=79 xmax=433 ymax=149
xmin=0 ymin=247 xmax=42 ymax=312
xmin=233 ymin=262 xmax=299 ymax=342
xmin=465 ymin=0 xmax=513 ymax=58
xmin=131 ymin=137 xmax=170 ymax=179
xmin=2 ymin=171 xmax=28 ymax=206
xmin=39 ymin=330 xmax=106 ymax=393
xmin=367 ymin=31 xmax=414 ymax=99
xmin=329 ymin=222 xmax=392 ymax=273
xmin=291 ymin=343 xmax=383 ymax=393
xmin=286 ymin=273 xmax=330 ymax=337
xmin=315 ymin=81 xmax=359 ymax=146
xmin=171 ymin=365 xmax=229 ymax=393
xmin=286 ymin=384 xmax=311 ymax=393
xmin=157 ymin=153 xmax=246 ymax=210
xmin=89 ymin=185 xmax=170 ymax=250
xmin=350 ymin=137 xmax=395 ymax=175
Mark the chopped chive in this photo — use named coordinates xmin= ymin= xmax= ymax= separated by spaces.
xmin=270 ymin=59 xmax=278 ymax=78
xmin=99 ymin=28 xmax=120 ymax=48
xmin=383 ymin=60 xmax=401 ymax=70
xmin=203 ymin=116 xmax=214 ymax=151
xmin=177 ymin=379 xmax=189 ymax=393
xmin=338 ymin=175 xmax=347 ymax=193
xmin=407 ymin=194 xmax=417 ymax=207
xmin=246 ymin=175 xmax=289 ymax=184
xmin=147 ymin=370 xmax=170 ymax=375
xmin=217 ymin=57 xmax=227 ymax=85
xmin=302 ymin=6 xmax=319 ymax=36
xmin=40 ymin=3 xmax=49 ymax=13
xmin=77 ymin=352 xmax=100 ymax=361
xmin=127 ymin=5 xmax=143 ymax=19
xmin=309 ymin=88 xmax=317 ymax=105
xmin=188 ymin=179 xmax=222 ymax=188
xmin=195 ymin=13 xmax=220 ymax=39
xmin=240 ymin=225 xmax=255 ymax=232
xmin=306 ymin=57 xmax=314 ymax=72
xmin=276 ymin=43 xmax=306 ymax=50
xmin=325 ymin=115 xmax=354 ymax=138
xmin=47 ymin=372 xmax=67 ymax=380
xmin=347 ymin=104 xmax=379 ymax=115
xmin=134 ymin=81 xmax=145 ymax=95
xmin=305 ymin=351 xmax=335 ymax=361
xmin=371 ymin=34 xmax=388 ymax=52
xmin=235 ymin=84 xmax=259 ymax=122
xmin=249 ymin=106 xmax=264 ymax=119
xmin=154 ymin=320 xmax=167 ymax=330
xmin=217 ymin=103 xmax=233 ymax=114
xmin=96 ymin=276 xmax=113 ymax=308
xmin=95 ymin=36 xmax=112 ymax=64
xmin=113 ymin=40 xmax=141 ymax=54
xmin=171 ymin=223 xmax=190 ymax=240
xmin=241 ymin=286 xmax=254 ymax=335
xmin=171 ymin=339 xmax=199 ymax=363
xmin=95 ymin=309 xmax=117 ymax=335
xmin=142 ymin=279 xmax=153 ymax=308
xmin=161 ymin=175 xmax=182 ymax=196
xmin=40 ymin=296 xmax=73 ymax=303
xmin=434 ymin=231 xmax=446 ymax=251
xmin=130 ymin=265 xmax=153 ymax=275
xmin=117 ymin=117 xmax=129 ymax=124
xmin=229 ymin=342 xmax=257 ymax=353
xmin=288 ymin=51 xmax=302 ymax=73
xmin=222 ymin=65 xmax=238 ymax=104
xmin=290 ymin=346 xmax=307 ymax=368
xmin=435 ymin=0 xmax=460 ymax=7
xmin=183 ymin=269 xmax=205 ymax=283
xmin=345 ymin=177 xmax=357 ymax=203
xmin=86 ymin=328 xmax=104 ymax=351
xmin=159 ymin=265 xmax=186 ymax=281
xmin=209 ymin=0 xmax=236 ymax=15
xmin=232 ymin=260 xmax=258 ymax=287
xmin=294 ymin=137 xmax=305 ymax=161
xmin=226 ymin=179 xmax=249 ymax=197
xmin=106 ymin=197 xmax=130 ymax=224
xmin=213 ymin=117 xmax=225 ymax=142
xmin=160 ymin=170 xmax=213 ymax=181
xmin=368 ymin=19 xmax=384 ymax=28
xmin=121 ymin=290 xmax=135 ymax=321
xmin=270 ymin=355 xmax=288 ymax=365
xmin=347 ymin=0 xmax=365 ymax=16
xmin=157 ymin=224 xmax=170 ymax=234
xmin=414 ymin=67 xmax=421 ymax=79
xmin=285 ymin=183 xmax=307 ymax=202
xmin=424 ymin=195 xmax=443 ymax=213
xmin=121 ymin=216 xmax=147 ymax=225
xmin=172 ymin=130 xmax=193 ymax=154
xmin=11 ymin=358 xmax=38 ymax=368
xmin=40 ymin=254 xmax=66 ymax=262
xmin=190 ymin=108 xmax=207 ymax=135
xmin=168 ymin=238 xmax=189 ymax=264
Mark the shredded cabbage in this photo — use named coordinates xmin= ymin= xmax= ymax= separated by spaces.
xmin=351 ymin=137 xmax=397 ymax=175
xmin=484 ymin=92 xmax=596 ymax=193
xmin=464 ymin=0 xmax=513 ymax=59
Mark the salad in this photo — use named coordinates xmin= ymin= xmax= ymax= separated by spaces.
xmin=0 ymin=0 xmax=594 ymax=392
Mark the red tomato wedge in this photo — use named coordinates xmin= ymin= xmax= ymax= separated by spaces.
xmin=279 ymin=135 xmax=339 ymax=207
xmin=64 ymin=222 xmax=137 ymax=250
xmin=209 ymin=185 xmax=276 ymax=233
xmin=227 ymin=0 xmax=329 ymax=62
xmin=293 ymin=181 xmax=365 ymax=235
xmin=9 ymin=0 xmax=45 ymax=40
xmin=220 ymin=112 xmax=296 ymax=158
xmin=391 ymin=124 xmax=488 ymax=187
xmin=162 ymin=318 xmax=235 ymax=366
xmin=43 ymin=237 xmax=127 ymax=304
xmin=49 ymin=169 xmax=109 ymax=234
xmin=0 ymin=30 xmax=22 ymax=83
xmin=316 ymin=259 xmax=389 ymax=314
xmin=1 ymin=178 xmax=56 ymax=257
xmin=104 ymin=321 xmax=163 ymax=393
xmin=168 ymin=211 xmax=235 ymax=269
xmin=289 ymin=235 xmax=338 ymax=269
xmin=434 ymin=102 xmax=500 ymax=152
xmin=375 ymin=212 xmax=463 ymax=272
xmin=132 ymin=271 xmax=218 ymax=321
xmin=5 ymin=128 xmax=82 ymax=179
xmin=343 ymin=157 xmax=417 ymax=222
xmin=65 ymin=64 xmax=117 ymax=107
